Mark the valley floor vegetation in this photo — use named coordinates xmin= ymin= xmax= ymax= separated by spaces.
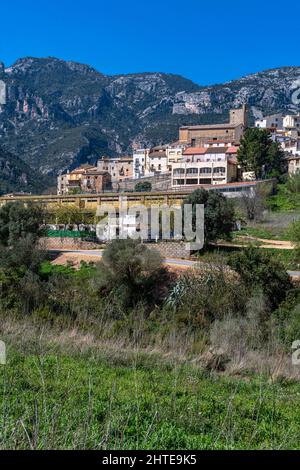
xmin=0 ymin=183 xmax=300 ymax=449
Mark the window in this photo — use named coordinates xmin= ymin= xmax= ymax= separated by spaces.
xmin=199 ymin=178 xmax=211 ymax=184
xmin=191 ymin=138 xmax=196 ymax=147
xmin=173 ymin=168 xmax=185 ymax=175
xmin=213 ymin=167 xmax=226 ymax=174
xmin=186 ymin=168 xmax=198 ymax=174
xmin=173 ymin=179 xmax=185 ymax=185
xmin=200 ymin=167 xmax=212 ymax=174
xmin=186 ymin=179 xmax=198 ymax=185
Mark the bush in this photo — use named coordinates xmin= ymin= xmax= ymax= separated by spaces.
xmin=228 ymin=247 xmax=292 ymax=310
xmin=99 ymin=239 xmax=172 ymax=308
xmin=166 ymin=266 xmax=247 ymax=330
xmin=288 ymin=219 xmax=300 ymax=252
xmin=183 ymin=189 xmax=235 ymax=247
xmin=0 ymin=202 xmax=44 ymax=246
xmin=134 ymin=181 xmax=152 ymax=192
xmin=210 ymin=289 xmax=269 ymax=357
xmin=286 ymin=173 xmax=300 ymax=194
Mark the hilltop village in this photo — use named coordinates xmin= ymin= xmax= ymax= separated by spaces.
xmin=57 ymin=105 xmax=300 ymax=195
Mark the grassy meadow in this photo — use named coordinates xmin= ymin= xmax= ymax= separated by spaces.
xmin=1 ymin=331 xmax=300 ymax=450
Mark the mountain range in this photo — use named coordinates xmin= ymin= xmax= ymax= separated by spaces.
xmin=0 ymin=57 xmax=300 ymax=192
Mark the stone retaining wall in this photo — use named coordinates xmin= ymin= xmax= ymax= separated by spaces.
xmin=41 ymin=237 xmax=191 ymax=259
xmin=146 ymin=241 xmax=190 ymax=259
xmin=40 ymin=237 xmax=101 ymax=250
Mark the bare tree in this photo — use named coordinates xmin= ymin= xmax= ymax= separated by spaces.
xmin=240 ymin=184 xmax=269 ymax=221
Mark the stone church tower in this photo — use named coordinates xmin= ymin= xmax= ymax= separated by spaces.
xmin=230 ymin=104 xmax=248 ymax=127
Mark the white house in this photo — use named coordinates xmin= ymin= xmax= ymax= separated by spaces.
xmin=171 ymin=146 xmax=238 ymax=188
xmin=255 ymin=114 xmax=284 ymax=129
xmin=133 ymin=149 xmax=150 ymax=179
xmin=283 ymin=114 xmax=300 ymax=129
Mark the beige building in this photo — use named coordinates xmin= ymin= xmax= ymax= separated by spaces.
xmin=171 ymin=145 xmax=238 ymax=188
xmin=97 ymin=156 xmax=133 ymax=183
xmin=179 ymin=106 xmax=247 ymax=147
xmin=287 ymin=154 xmax=300 ymax=175
xmin=57 ymin=164 xmax=111 ymax=195
xmin=283 ymin=114 xmax=300 ymax=130
xmin=166 ymin=146 xmax=185 ymax=163
xmin=148 ymin=146 xmax=169 ymax=173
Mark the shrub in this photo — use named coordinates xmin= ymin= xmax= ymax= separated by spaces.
xmin=166 ymin=266 xmax=247 ymax=330
xmin=228 ymin=247 xmax=292 ymax=310
xmin=0 ymin=202 xmax=44 ymax=246
xmin=134 ymin=181 xmax=152 ymax=192
xmin=99 ymin=239 xmax=172 ymax=308
xmin=210 ymin=289 xmax=269 ymax=357
xmin=183 ymin=189 xmax=235 ymax=247
xmin=288 ymin=219 xmax=300 ymax=254
xmin=286 ymin=173 xmax=300 ymax=194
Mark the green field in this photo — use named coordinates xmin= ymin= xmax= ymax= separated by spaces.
xmin=1 ymin=343 xmax=300 ymax=450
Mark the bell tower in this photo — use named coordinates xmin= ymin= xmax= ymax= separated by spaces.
xmin=230 ymin=104 xmax=248 ymax=127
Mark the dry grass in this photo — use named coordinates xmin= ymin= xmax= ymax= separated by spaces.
xmin=1 ymin=313 xmax=300 ymax=382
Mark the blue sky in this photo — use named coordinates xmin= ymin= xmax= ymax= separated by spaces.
xmin=1 ymin=0 xmax=299 ymax=85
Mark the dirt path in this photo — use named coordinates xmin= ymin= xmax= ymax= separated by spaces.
xmin=50 ymin=249 xmax=300 ymax=279
xmin=217 ymin=236 xmax=295 ymax=250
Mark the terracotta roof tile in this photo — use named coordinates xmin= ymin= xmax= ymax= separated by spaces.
xmin=183 ymin=147 xmax=206 ymax=155
xmin=226 ymin=146 xmax=239 ymax=154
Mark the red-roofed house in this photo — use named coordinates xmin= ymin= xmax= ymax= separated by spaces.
xmin=171 ymin=144 xmax=238 ymax=188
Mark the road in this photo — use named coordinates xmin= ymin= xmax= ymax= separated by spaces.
xmin=49 ymin=249 xmax=300 ymax=279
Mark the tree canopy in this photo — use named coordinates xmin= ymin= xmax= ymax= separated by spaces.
xmin=0 ymin=202 xmax=44 ymax=246
xmin=184 ymin=188 xmax=235 ymax=247
xmin=237 ymin=128 xmax=286 ymax=179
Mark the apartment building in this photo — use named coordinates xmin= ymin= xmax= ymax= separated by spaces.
xmin=171 ymin=145 xmax=238 ymax=188
xmin=57 ymin=164 xmax=111 ymax=195
xmin=179 ymin=105 xmax=247 ymax=147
